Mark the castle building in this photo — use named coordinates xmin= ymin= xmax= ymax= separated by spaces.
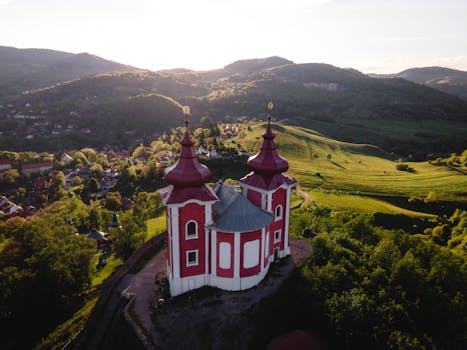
xmin=160 ymin=118 xmax=295 ymax=296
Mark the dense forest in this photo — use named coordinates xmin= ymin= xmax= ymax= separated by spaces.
xmin=292 ymin=206 xmax=466 ymax=349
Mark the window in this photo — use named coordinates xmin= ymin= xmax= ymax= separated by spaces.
xmin=186 ymin=220 xmax=198 ymax=239
xmin=275 ymin=205 xmax=283 ymax=221
xmin=243 ymin=240 xmax=260 ymax=268
xmin=274 ymin=230 xmax=281 ymax=243
xmin=219 ymin=242 xmax=231 ymax=269
xmin=186 ymin=250 xmax=198 ymax=266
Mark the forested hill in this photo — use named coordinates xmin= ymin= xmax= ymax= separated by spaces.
xmin=0 ymin=46 xmax=140 ymax=96
xmin=370 ymin=66 xmax=467 ymax=100
xmin=1 ymin=52 xmax=467 ymax=156
xmin=183 ymin=62 xmax=467 ymax=122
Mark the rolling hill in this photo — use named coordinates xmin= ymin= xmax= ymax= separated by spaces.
xmin=370 ymin=66 xmax=467 ymax=100
xmin=185 ymin=61 xmax=467 ymax=158
xmin=1 ymin=51 xmax=466 ymax=156
xmin=0 ymin=46 xmax=139 ymax=96
xmin=231 ymin=122 xmax=467 ymax=215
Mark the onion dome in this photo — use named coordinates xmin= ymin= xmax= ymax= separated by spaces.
xmin=247 ymin=116 xmax=289 ymax=176
xmin=164 ymin=120 xmax=212 ymax=187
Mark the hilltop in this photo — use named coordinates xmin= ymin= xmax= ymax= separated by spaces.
xmin=0 ymin=46 xmax=139 ymax=96
xmin=371 ymin=66 xmax=467 ymax=100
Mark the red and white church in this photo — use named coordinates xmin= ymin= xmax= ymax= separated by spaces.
xmin=160 ymin=117 xmax=296 ymax=296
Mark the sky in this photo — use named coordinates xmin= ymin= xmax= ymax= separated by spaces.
xmin=1 ymin=0 xmax=467 ymax=73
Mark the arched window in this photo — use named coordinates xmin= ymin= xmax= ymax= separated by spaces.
xmin=186 ymin=220 xmax=198 ymax=239
xmin=275 ymin=205 xmax=283 ymax=221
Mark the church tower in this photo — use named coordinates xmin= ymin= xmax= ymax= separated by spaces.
xmin=240 ymin=105 xmax=296 ymax=261
xmin=160 ymin=116 xmax=218 ymax=296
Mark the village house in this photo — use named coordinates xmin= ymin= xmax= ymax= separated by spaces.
xmin=0 ymin=160 xmax=12 ymax=176
xmin=0 ymin=196 xmax=23 ymax=218
xmin=60 ymin=152 xmax=73 ymax=164
xmin=21 ymin=162 xmax=53 ymax=175
xmin=196 ymin=146 xmax=207 ymax=156
xmin=207 ymin=148 xmax=220 ymax=158
xmin=32 ymin=177 xmax=49 ymax=193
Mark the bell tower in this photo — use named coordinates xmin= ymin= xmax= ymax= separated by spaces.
xmin=160 ymin=107 xmax=218 ymax=296
xmin=240 ymin=103 xmax=296 ymax=261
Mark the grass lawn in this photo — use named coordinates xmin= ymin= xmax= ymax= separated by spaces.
xmin=146 ymin=211 xmax=167 ymax=240
xmin=309 ymin=190 xmax=434 ymax=217
xmin=91 ymin=254 xmax=123 ymax=287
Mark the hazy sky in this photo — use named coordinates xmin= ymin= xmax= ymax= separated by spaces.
xmin=1 ymin=0 xmax=466 ymax=73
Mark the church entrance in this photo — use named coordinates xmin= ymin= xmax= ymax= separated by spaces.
xmin=274 ymin=247 xmax=279 ymax=261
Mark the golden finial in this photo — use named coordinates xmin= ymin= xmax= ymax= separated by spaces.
xmin=182 ymin=106 xmax=190 ymax=131
xmin=267 ymin=101 xmax=273 ymax=126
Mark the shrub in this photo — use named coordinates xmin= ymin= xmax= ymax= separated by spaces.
xmin=395 ymin=163 xmax=415 ymax=172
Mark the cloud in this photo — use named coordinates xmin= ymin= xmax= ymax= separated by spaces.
xmin=375 ymin=36 xmax=425 ymax=43
xmin=0 ymin=0 xmax=12 ymax=6
xmin=147 ymin=0 xmax=334 ymax=16
xmin=233 ymin=0 xmax=335 ymax=14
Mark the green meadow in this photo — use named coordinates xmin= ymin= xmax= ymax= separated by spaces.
xmin=233 ymin=122 xmax=467 ymax=215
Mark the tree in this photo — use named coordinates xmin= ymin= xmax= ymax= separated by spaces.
xmin=0 ymin=169 xmax=19 ymax=186
xmin=105 ymin=192 xmax=122 ymax=211
xmin=72 ymin=176 xmax=83 ymax=186
xmin=86 ymin=177 xmax=100 ymax=193
xmin=112 ymin=211 xmax=146 ymax=260
xmin=48 ymin=171 xmax=66 ymax=202
xmin=0 ymin=214 xmax=95 ymax=349
xmin=90 ymin=163 xmax=104 ymax=179
xmin=396 ymin=163 xmax=414 ymax=172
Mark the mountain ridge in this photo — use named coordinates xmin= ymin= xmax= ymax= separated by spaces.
xmin=369 ymin=66 xmax=467 ymax=100
xmin=0 ymin=46 xmax=140 ymax=96
xmin=1 ymin=47 xmax=466 ymax=157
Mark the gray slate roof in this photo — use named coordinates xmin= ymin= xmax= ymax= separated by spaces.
xmin=86 ymin=228 xmax=105 ymax=240
xmin=209 ymin=184 xmax=273 ymax=232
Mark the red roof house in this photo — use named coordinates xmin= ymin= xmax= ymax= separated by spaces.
xmin=21 ymin=162 xmax=53 ymax=175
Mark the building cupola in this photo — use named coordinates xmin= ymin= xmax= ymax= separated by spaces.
xmin=240 ymin=102 xmax=295 ymax=190
xmin=164 ymin=120 xmax=212 ymax=187
xmin=160 ymin=107 xmax=218 ymax=205
xmin=246 ymin=116 xmax=289 ymax=177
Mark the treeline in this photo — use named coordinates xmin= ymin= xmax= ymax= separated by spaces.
xmin=0 ymin=191 xmax=163 ymax=349
xmin=292 ymin=207 xmax=466 ymax=349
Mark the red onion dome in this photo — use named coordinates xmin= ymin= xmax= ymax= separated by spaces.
xmin=164 ymin=122 xmax=212 ymax=187
xmin=247 ymin=117 xmax=289 ymax=176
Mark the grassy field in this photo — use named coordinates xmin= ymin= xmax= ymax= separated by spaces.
xmin=91 ymin=255 xmax=123 ymax=287
xmin=146 ymin=211 xmax=167 ymax=240
xmin=233 ymin=122 xmax=467 ymax=215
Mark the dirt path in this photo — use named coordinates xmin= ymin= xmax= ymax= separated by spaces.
xmin=118 ymin=248 xmax=167 ymax=345
xmin=289 ymin=238 xmax=313 ymax=263
xmin=295 ymin=183 xmax=310 ymax=202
